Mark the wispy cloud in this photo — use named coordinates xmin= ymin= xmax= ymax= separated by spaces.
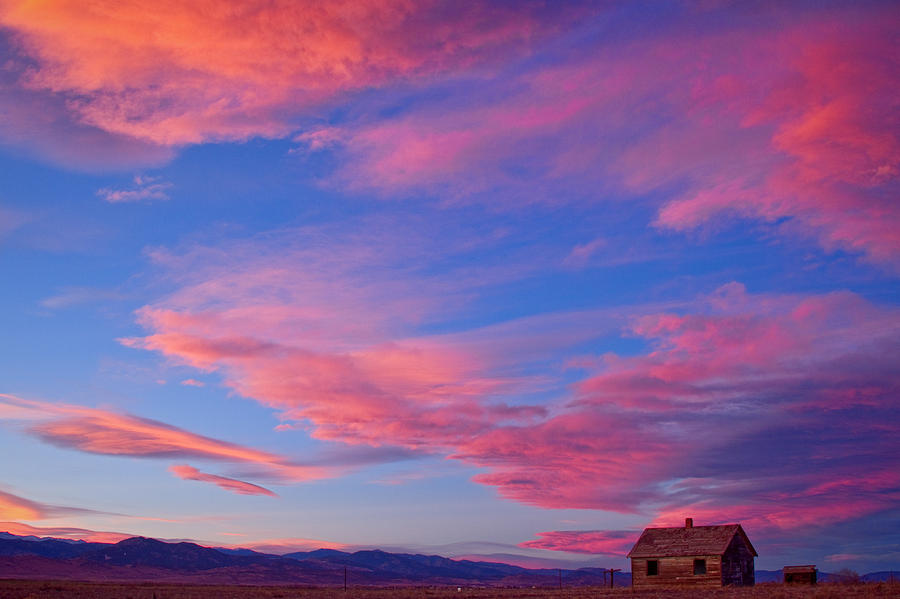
xmin=0 ymin=393 xmax=327 ymax=486
xmin=39 ymin=286 xmax=126 ymax=309
xmin=302 ymin=4 xmax=900 ymax=266
xmin=0 ymin=489 xmax=49 ymax=520
xmin=562 ymin=238 xmax=607 ymax=269
xmin=0 ymin=487 xmax=136 ymax=522
xmin=0 ymin=205 xmax=32 ymax=238
xmin=97 ymin=174 xmax=172 ymax=203
xmin=169 ymin=465 xmax=277 ymax=497
xmin=520 ymin=529 xmax=636 ymax=556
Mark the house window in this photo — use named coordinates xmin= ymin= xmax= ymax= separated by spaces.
xmin=694 ymin=559 xmax=707 ymax=575
xmin=647 ymin=560 xmax=659 ymax=576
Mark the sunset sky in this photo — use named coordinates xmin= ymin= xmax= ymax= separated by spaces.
xmin=0 ymin=0 xmax=898 ymax=573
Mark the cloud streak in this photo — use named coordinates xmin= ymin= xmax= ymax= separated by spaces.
xmin=0 ymin=393 xmax=326 ymax=486
xmin=169 ymin=465 xmax=277 ymax=497
xmin=97 ymin=175 xmax=172 ymax=203
xmin=520 ymin=530 xmax=636 ymax=556
xmin=0 ymin=489 xmax=47 ymax=520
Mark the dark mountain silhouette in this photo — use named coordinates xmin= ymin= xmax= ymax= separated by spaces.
xmin=80 ymin=536 xmax=255 ymax=570
xmin=862 ymin=571 xmax=900 ymax=582
xmin=4 ymin=530 xmax=892 ymax=588
xmin=285 ymin=548 xmax=525 ymax=580
xmin=0 ymin=535 xmax=106 ymax=559
xmin=17 ymin=531 xmax=893 ymax=587
xmin=0 ymin=532 xmax=624 ymax=586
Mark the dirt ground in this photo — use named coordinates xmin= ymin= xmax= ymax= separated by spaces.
xmin=1 ymin=580 xmax=899 ymax=599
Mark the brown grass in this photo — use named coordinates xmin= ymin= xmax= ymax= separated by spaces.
xmin=1 ymin=580 xmax=899 ymax=599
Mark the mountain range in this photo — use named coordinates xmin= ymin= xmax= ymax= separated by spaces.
xmin=1 ymin=532 xmax=892 ymax=586
xmin=0 ymin=532 xmax=625 ymax=586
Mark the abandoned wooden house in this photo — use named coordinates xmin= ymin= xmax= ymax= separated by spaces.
xmin=627 ymin=518 xmax=757 ymax=588
xmin=783 ymin=565 xmax=817 ymax=584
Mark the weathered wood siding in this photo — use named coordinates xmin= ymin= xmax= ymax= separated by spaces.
xmin=631 ymin=556 xmax=722 ymax=588
xmin=783 ymin=566 xmax=816 ymax=585
xmin=721 ymin=534 xmax=755 ymax=586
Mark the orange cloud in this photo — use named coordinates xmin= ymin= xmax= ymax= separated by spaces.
xmin=0 ymin=486 xmax=135 ymax=523
xmin=0 ymin=0 xmax=578 ymax=147
xmin=169 ymin=465 xmax=277 ymax=497
xmin=0 ymin=490 xmax=46 ymax=520
xmin=0 ymin=521 xmax=133 ymax=544
xmin=0 ymin=393 xmax=327 ymax=484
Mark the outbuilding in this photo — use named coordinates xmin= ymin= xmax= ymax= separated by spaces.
xmin=627 ymin=518 xmax=757 ymax=588
xmin=783 ymin=565 xmax=817 ymax=584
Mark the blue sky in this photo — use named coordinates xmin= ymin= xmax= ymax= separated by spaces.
xmin=0 ymin=0 xmax=898 ymax=572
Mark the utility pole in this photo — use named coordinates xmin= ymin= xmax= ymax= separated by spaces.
xmin=609 ymin=568 xmax=622 ymax=588
xmin=344 ymin=566 xmax=347 ymax=591
xmin=558 ymin=568 xmax=562 ymax=589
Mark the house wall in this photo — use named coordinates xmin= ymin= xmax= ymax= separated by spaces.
xmin=722 ymin=535 xmax=755 ymax=586
xmin=785 ymin=572 xmax=816 ymax=584
xmin=631 ymin=556 xmax=722 ymax=588
xmin=784 ymin=569 xmax=816 ymax=584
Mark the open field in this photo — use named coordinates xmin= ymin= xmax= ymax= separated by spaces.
xmin=1 ymin=581 xmax=899 ymax=599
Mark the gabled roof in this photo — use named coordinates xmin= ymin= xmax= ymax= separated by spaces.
xmin=627 ymin=524 xmax=757 ymax=558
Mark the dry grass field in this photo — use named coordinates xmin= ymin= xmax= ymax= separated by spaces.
xmin=1 ymin=581 xmax=899 ymax=599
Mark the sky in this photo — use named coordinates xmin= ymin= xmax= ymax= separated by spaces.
xmin=0 ymin=0 xmax=898 ymax=574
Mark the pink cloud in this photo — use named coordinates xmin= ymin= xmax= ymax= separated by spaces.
xmin=124 ymin=222 xmax=584 ymax=449
xmin=458 ymin=282 xmax=900 ymax=537
xmin=648 ymin=14 xmax=900 ymax=265
xmin=307 ymin=5 xmax=899 ymax=265
xmin=125 ymin=221 xmax=900 ymax=549
xmin=0 ymin=393 xmax=327 ymax=485
xmin=520 ymin=530 xmax=636 ymax=556
xmin=0 ymin=0 xmax=583 ymax=149
xmin=169 ymin=465 xmax=277 ymax=497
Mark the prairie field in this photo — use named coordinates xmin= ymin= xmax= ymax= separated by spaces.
xmin=1 ymin=581 xmax=899 ymax=599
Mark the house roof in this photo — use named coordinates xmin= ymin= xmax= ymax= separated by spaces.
xmin=783 ymin=565 xmax=817 ymax=573
xmin=627 ymin=524 xmax=757 ymax=558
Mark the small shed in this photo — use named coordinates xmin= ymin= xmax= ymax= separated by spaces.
xmin=627 ymin=518 xmax=757 ymax=588
xmin=784 ymin=565 xmax=817 ymax=585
